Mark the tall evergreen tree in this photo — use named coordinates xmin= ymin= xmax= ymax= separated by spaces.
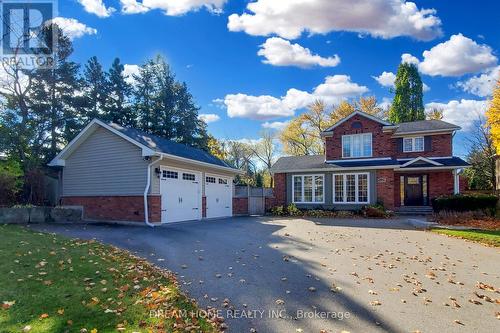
xmin=81 ymin=56 xmax=107 ymax=123
xmin=389 ymin=63 xmax=425 ymax=123
xmin=30 ymin=23 xmax=82 ymax=161
xmin=104 ymin=58 xmax=133 ymax=126
xmin=133 ymin=55 xmax=208 ymax=149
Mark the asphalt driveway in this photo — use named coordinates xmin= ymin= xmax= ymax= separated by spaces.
xmin=33 ymin=217 xmax=499 ymax=333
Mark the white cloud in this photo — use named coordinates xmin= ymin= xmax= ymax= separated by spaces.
xmin=425 ymin=99 xmax=488 ymax=131
xmin=418 ymin=34 xmax=497 ymax=77
xmin=257 ymin=37 xmax=340 ymax=68
xmin=198 ymin=113 xmax=221 ymax=123
xmin=228 ymin=0 xmax=442 ymax=41
xmin=123 ymin=64 xmax=140 ymax=85
xmin=120 ymin=0 xmax=227 ymax=16
xmin=373 ymin=71 xmax=430 ymax=91
xmin=120 ymin=0 xmax=149 ymax=13
xmin=221 ymin=75 xmax=369 ymax=120
xmin=262 ymin=121 xmax=290 ymax=131
xmin=78 ymin=0 xmax=116 ymax=17
xmin=50 ymin=17 xmax=97 ymax=40
xmin=401 ymin=53 xmax=420 ymax=65
xmin=457 ymin=66 xmax=500 ymax=97
xmin=373 ymin=71 xmax=396 ymax=87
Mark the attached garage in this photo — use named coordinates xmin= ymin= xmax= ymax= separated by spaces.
xmin=49 ymin=119 xmax=242 ymax=225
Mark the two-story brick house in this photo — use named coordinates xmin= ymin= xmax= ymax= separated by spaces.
xmin=270 ymin=111 xmax=469 ymax=211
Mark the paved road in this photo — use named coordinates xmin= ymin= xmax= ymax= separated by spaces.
xmin=34 ymin=217 xmax=499 ymax=333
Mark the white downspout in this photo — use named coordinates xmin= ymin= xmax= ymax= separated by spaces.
xmin=453 ymin=169 xmax=460 ymax=194
xmin=144 ymin=155 xmax=163 ymax=227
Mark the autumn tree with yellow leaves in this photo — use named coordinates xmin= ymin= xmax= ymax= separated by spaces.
xmin=486 ymin=76 xmax=500 ymax=154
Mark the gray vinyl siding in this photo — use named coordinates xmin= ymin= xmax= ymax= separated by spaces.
xmin=285 ymin=171 xmax=377 ymax=210
xmin=63 ymin=127 xmax=149 ymax=196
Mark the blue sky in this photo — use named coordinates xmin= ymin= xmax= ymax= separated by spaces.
xmin=57 ymin=0 xmax=500 ymax=157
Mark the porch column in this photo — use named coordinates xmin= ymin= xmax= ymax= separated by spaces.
xmin=453 ymin=169 xmax=460 ymax=194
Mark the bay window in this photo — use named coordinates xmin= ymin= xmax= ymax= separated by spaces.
xmin=403 ymin=137 xmax=424 ymax=152
xmin=293 ymin=175 xmax=324 ymax=203
xmin=333 ymin=173 xmax=369 ymax=204
xmin=342 ymin=133 xmax=372 ymax=158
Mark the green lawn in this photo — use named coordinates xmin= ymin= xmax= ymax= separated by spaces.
xmin=0 ymin=225 xmax=219 ymax=333
xmin=431 ymin=228 xmax=500 ymax=247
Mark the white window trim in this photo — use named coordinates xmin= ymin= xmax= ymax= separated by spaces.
xmin=292 ymin=174 xmax=325 ymax=204
xmin=342 ymin=133 xmax=372 ymax=158
xmin=403 ymin=136 xmax=425 ymax=153
xmin=333 ymin=172 xmax=370 ymax=204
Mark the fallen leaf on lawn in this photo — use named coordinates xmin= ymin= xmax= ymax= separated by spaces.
xmin=57 ymin=308 xmax=65 ymax=315
xmin=39 ymin=313 xmax=49 ymax=319
xmin=91 ymin=329 xmax=98 ymax=333
xmin=468 ymin=299 xmax=482 ymax=305
xmin=22 ymin=325 xmax=31 ymax=332
xmin=67 ymin=320 xmax=73 ymax=325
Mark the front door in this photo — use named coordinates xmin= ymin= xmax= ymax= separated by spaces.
xmin=404 ymin=175 xmax=424 ymax=206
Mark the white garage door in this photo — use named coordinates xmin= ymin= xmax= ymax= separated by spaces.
xmin=205 ymin=175 xmax=232 ymax=219
xmin=160 ymin=167 xmax=201 ymax=223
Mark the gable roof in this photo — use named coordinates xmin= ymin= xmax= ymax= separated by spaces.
xmin=108 ymin=123 xmax=232 ymax=168
xmin=321 ymin=111 xmax=391 ymax=135
xmin=49 ymin=119 xmax=238 ymax=172
xmin=388 ymin=119 xmax=460 ymax=136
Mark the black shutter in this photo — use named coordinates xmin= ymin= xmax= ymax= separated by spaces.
xmin=424 ymin=136 xmax=432 ymax=151
xmin=396 ymin=138 xmax=403 ymax=152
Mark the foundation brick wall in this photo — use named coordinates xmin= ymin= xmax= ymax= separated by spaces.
xmin=233 ymin=197 xmax=248 ymax=215
xmin=61 ymin=196 xmax=161 ymax=223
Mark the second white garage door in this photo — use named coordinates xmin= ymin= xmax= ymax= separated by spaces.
xmin=205 ymin=175 xmax=232 ymax=219
xmin=160 ymin=167 xmax=201 ymax=223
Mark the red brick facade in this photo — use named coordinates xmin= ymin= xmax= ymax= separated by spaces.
xmin=273 ymin=173 xmax=287 ymax=207
xmin=61 ymin=196 xmax=161 ymax=223
xmin=325 ymin=115 xmax=394 ymax=160
xmin=325 ymin=115 xmax=453 ymax=160
xmin=376 ymin=170 xmax=396 ymax=210
xmin=428 ymin=171 xmax=454 ymax=200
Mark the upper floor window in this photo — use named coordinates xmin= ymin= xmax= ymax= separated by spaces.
xmin=403 ymin=137 xmax=424 ymax=152
xmin=342 ymin=133 xmax=372 ymax=158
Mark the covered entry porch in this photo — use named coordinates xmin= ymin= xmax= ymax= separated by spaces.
xmin=395 ymin=167 xmax=463 ymax=208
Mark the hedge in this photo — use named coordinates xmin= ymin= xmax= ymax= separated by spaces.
xmin=431 ymin=194 xmax=498 ymax=214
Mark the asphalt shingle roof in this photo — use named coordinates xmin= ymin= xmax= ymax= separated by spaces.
xmin=108 ymin=122 xmax=233 ymax=169
xmin=271 ymin=155 xmax=469 ymax=172
xmin=392 ymin=120 xmax=460 ymax=135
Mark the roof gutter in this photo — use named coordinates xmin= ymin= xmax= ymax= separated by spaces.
xmin=157 ymin=152 xmax=244 ymax=175
xmin=144 ymin=155 xmax=163 ymax=227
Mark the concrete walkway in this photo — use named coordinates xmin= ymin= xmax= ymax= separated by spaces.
xmin=33 ymin=217 xmax=500 ymax=333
